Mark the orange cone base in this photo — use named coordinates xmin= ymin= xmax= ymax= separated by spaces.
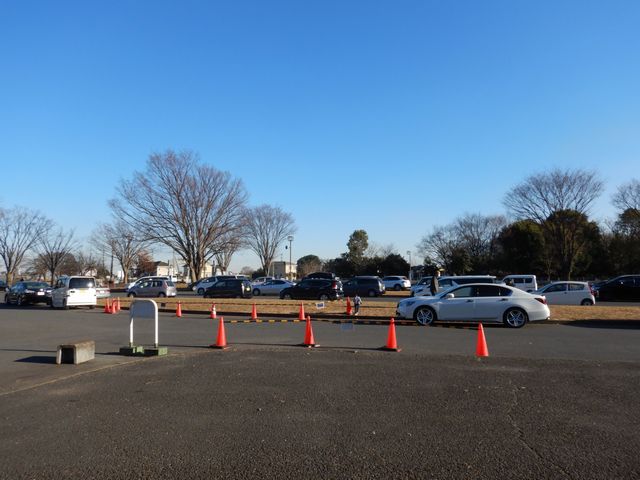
xmin=380 ymin=345 xmax=402 ymax=352
xmin=209 ymin=344 xmax=229 ymax=350
xmin=299 ymin=342 xmax=319 ymax=348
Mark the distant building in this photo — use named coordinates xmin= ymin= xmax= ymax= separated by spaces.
xmin=272 ymin=261 xmax=297 ymax=280
xmin=153 ymin=261 xmax=170 ymax=276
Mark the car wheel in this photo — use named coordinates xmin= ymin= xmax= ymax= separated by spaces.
xmin=197 ymin=288 xmax=205 ymax=295
xmin=89 ymin=305 xmax=95 ymax=309
xmin=414 ymin=306 xmax=436 ymax=326
xmin=319 ymin=293 xmax=329 ymax=301
xmin=368 ymin=289 xmax=377 ymax=297
xmin=253 ymin=289 xmax=260 ymax=296
xmin=281 ymin=293 xmax=292 ymax=300
xmin=158 ymin=292 xmax=166 ymax=298
xmin=580 ymin=299 xmax=594 ymax=306
xmin=127 ymin=292 xmax=136 ymax=298
xmin=503 ymin=308 xmax=527 ymax=328
xmin=17 ymin=296 xmax=24 ymax=306
xmin=394 ymin=284 xmax=401 ymax=291
xmin=63 ymin=299 xmax=69 ymax=310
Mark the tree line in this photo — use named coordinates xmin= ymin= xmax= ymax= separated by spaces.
xmin=1 ymin=156 xmax=638 ymax=285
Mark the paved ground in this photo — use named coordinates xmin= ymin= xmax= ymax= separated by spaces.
xmin=1 ymin=305 xmax=639 ymax=479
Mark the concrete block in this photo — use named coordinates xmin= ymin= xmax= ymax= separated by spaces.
xmin=57 ymin=340 xmax=95 ymax=365
xmin=144 ymin=346 xmax=168 ymax=356
xmin=119 ymin=345 xmax=145 ymax=356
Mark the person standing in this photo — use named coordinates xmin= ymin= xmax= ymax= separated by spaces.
xmin=429 ymin=269 xmax=440 ymax=296
xmin=353 ymin=293 xmax=362 ymax=315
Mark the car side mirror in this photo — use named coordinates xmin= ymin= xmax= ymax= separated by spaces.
xmin=445 ymin=293 xmax=454 ymax=299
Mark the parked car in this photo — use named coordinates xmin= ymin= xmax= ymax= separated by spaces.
xmin=382 ymin=276 xmax=411 ymax=291
xmin=533 ymin=281 xmax=595 ymax=305
xmin=51 ymin=276 xmax=97 ymax=309
xmin=0 ymin=280 xmax=7 ymax=291
xmin=592 ymin=275 xmax=640 ymax=302
xmin=501 ymin=274 xmax=538 ymax=292
xmin=303 ymin=272 xmax=337 ymax=280
xmin=252 ymin=279 xmax=294 ymax=296
xmin=251 ymin=276 xmax=274 ymax=286
xmin=411 ymin=275 xmax=497 ymax=296
xmin=126 ymin=276 xmax=171 ymax=291
xmin=279 ymin=279 xmax=343 ymax=300
xmin=396 ymin=283 xmax=550 ymax=328
xmin=203 ymin=279 xmax=253 ymax=298
xmin=127 ymin=279 xmax=177 ymax=298
xmin=342 ymin=276 xmax=386 ymax=297
xmin=4 ymin=281 xmax=51 ymax=306
xmin=410 ymin=277 xmax=432 ymax=296
xmin=95 ymin=284 xmax=111 ymax=299
xmin=193 ymin=275 xmax=239 ymax=295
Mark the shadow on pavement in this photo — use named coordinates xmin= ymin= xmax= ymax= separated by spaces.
xmin=15 ymin=356 xmax=56 ymax=364
xmin=563 ymin=320 xmax=640 ymax=329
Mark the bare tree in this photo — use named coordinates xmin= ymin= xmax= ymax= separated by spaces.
xmin=110 ymin=150 xmax=248 ymax=283
xmin=0 ymin=207 xmax=52 ymax=283
xmin=503 ymin=169 xmax=603 ymax=222
xmin=37 ymin=227 xmax=76 ymax=284
xmin=612 ymin=179 xmax=640 ymax=217
xmin=92 ymin=221 xmax=149 ymax=284
xmin=503 ymin=169 xmax=604 ymax=279
xmin=416 ymin=225 xmax=459 ymax=273
xmin=213 ymin=235 xmax=244 ymax=274
xmin=76 ymin=251 xmax=101 ymax=276
xmin=245 ymin=205 xmax=296 ymax=275
xmin=454 ymin=213 xmax=507 ymax=259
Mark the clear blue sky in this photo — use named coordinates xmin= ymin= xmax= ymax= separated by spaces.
xmin=1 ymin=0 xmax=639 ymax=272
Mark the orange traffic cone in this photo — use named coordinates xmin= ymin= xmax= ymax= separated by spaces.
xmin=346 ymin=297 xmax=352 ymax=315
xmin=210 ymin=316 xmax=228 ymax=349
xmin=298 ymin=302 xmax=305 ymax=320
xmin=251 ymin=303 xmax=258 ymax=320
xmin=111 ymin=297 xmax=119 ymax=314
xmin=176 ymin=302 xmax=182 ymax=318
xmin=302 ymin=315 xmax=318 ymax=347
xmin=381 ymin=317 xmax=401 ymax=352
xmin=476 ymin=323 xmax=489 ymax=357
xmin=117 ymin=297 xmax=122 ymax=313
xmin=210 ymin=303 xmax=217 ymax=319
xmin=104 ymin=299 xmax=111 ymax=314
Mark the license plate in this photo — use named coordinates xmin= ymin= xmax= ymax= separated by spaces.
xmin=37 ymin=292 xmax=44 ymax=296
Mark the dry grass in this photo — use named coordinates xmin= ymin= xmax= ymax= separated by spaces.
xmin=101 ymin=297 xmax=640 ymax=321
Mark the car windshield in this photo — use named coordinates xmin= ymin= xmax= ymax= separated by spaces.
xmin=25 ymin=282 xmax=49 ymax=288
xmin=69 ymin=278 xmax=95 ymax=288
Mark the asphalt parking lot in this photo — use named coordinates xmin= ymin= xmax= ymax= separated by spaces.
xmin=1 ymin=305 xmax=639 ymax=479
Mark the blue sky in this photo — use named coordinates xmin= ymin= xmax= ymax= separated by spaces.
xmin=1 ymin=0 xmax=639 ymax=272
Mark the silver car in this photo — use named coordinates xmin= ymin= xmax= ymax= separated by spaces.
xmin=127 ymin=279 xmax=177 ymax=298
xmin=396 ymin=283 xmax=550 ymax=328
xmin=252 ymin=279 xmax=295 ymax=296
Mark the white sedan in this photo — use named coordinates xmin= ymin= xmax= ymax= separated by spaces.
xmin=382 ymin=276 xmax=411 ymax=291
xmin=251 ymin=279 xmax=295 ymax=296
xmin=396 ymin=283 xmax=550 ymax=328
xmin=533 ymin=281 xmax=595 ymax=306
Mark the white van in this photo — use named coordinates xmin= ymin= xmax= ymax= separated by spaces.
xmin=502 ymin=274 xmax=537 ymax=292
xmin=411 ymin=275 xmax=497 ymax=296
xmin=51 ymin=276 xmax=97 ymax=309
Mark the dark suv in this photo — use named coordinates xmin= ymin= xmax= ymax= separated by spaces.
xmin=342 ymin=276 xmax=386 ymax=297
xmin=5 ymin=281 xmax=51 ymax=306
xmin=594 ymin=275 xmax=640 ymax=301
xmin=203 ymin=279 xmax=253 ymax=298
xmin=279 ymin=279 xmax=343 ymax=300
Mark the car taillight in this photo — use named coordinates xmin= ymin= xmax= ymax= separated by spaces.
xmin=535 ymin=297 xmax=547 ymax=305
xmin=331 ymin=281 xmax=338 ymax=289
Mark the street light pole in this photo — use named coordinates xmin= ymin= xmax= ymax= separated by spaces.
xmin=406 ymin=250 xmax=412 ymax=281
xmin=287 ymin=235 xmax=294 ymax=280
